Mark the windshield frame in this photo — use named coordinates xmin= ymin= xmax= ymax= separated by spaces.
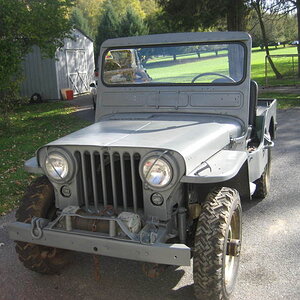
xmin=100 ymin=41 xmax=248 ymax=87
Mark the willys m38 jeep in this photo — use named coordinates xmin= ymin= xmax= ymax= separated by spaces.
xmin=9 ymin=32 xmax=277 ymax=300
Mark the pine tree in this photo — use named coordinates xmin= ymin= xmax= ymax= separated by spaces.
xmin=95 ymin=1 xmax=120 ymax=58
xmin=119 ymin=8 xmax=149 ymax=37
xmin=71 ymin=7 xmax=91 ymax=37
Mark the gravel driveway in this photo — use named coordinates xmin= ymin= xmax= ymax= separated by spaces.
xmin=0 ymin=107 xmax=299 ymax=300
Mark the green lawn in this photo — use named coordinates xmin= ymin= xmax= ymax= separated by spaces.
xmin=146 ymin=55 xmax=229 ymax=82
xmin=144 ymin=45 xmax=299 ymax=86
xmin=251 ymin=46 xmax=299 ymax=86
xmin=0 ymin=102 xmax=92 ymax=215
xmin=259 ymin=92 xmax=300 ymax=109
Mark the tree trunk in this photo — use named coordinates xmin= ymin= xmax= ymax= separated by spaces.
xmin=253 ymin=1 xmax=283 ymax=80
xmin=296 ymin=0 xmax=300 ymax=78
xmin=227 ymin=0 xmax=247 ymax=31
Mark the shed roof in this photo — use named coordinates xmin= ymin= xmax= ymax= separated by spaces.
xmin=73 ymin=27 xmax=94 ymax=42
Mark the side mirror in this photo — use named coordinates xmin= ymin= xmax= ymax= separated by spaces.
xmin=90 ymin=83 xmax=96 ymax=88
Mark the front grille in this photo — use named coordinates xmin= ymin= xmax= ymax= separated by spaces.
xmin=74 ymin=150 xmax=143 ymax=213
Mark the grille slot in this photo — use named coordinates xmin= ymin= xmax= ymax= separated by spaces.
xmin=75 ymin=150 xmax=143 ymax=212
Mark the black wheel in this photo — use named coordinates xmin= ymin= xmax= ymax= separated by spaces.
xmin=15 ymin=176 xmax=70 ymax=274
xmin=30 ymin=93 xmax=42 ymax=103
xmin=193 ymin=187 xmax=242 ymax=300
xmin=253 ymin=150 xmax=271 ymax=199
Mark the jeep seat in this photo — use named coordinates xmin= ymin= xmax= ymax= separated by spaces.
xmin=249 ymin=80 xmax=258 ymax=128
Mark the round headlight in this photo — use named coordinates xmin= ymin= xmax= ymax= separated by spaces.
xmin=45 ymin=152 xmax=69 ymax=181
xmin=142 ymin=157 xmax=172 ymax=188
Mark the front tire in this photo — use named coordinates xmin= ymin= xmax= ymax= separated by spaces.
xmin=193 ymin=187 xmax=242 ymax=300
xmin=15 ymin=176 xmax=69 ymax=274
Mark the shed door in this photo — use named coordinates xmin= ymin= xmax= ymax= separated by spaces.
xmin=66 ymin=50 xmax=89 ymax=94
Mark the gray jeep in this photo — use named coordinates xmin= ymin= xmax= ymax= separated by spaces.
xmin=9 ymin=32 xmax=276 ymax=300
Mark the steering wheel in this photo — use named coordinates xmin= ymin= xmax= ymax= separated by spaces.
xmin=191 ymin=72 xmax=236 ymax=83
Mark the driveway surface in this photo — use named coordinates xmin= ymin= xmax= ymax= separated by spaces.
xmin=0 ymin=106 xmax=299 ymax=300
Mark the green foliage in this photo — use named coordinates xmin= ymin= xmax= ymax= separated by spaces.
xmin=71 ymin=7 xmax=92 ymax=37
xmin=248 ymin=10 xmax=298 ymax=46
xmin=75 ymin=0 xmax=106 ymax=38
xmin=0 ymin=0 xmax=74 ymax=118
xmin=95 ymin=1 xmax=120 ymax=57
xmin=119 ymin=8 xmax=149 ymax=37
xmin=74 ymin=0 xmax=155 ymax=39
xmin=109 ymin=0 xmax=145 ymax=18
xmin=95 ymin=1 xmax=149 ymax=58
xmin=0 ymin=77 xmax=27 ymax=129
xmin=157 ymin=0 xmax=248 ymax=31
xmin=145 ymin=10 xmax=173 ymax=34
xmin=139 ymin=0 xmax=159 ymax=16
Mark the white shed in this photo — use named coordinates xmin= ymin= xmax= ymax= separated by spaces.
xmin=20 ymin=28 xmax=95 ymax=100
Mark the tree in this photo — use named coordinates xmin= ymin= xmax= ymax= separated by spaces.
xmin=0 ymin=0 xmax=74 ymax=121
xmin=95 ymin=1 xmax=149 ymax=60
xmin=157 ymin=0 xmax=249 ymax=31
xmin=250 ymin=0 xmax=283 ymax=79
xmin=145 ymin=9 xmax=173 ymax=34
xmin=290 ymin=0 xmax=300 ymax=77
xmin=276 ymin=0 xmax=300 ymax=77
xmin=247 ymin=10 xmax=297 ymax=47
xmin=119 ymin=8 xmax=149 ymax=37
xmin=139 ymin=0 xmax=159 ymax=16
xmin=71 ymin=7 xmax=92 ymax=37
xmin=76 ymin=0 xmax=105 ymax=38
xmin=109 ymin=0 xmax=145 ymax=19
xmin=94 ymin=1 xmax=120 ymax=58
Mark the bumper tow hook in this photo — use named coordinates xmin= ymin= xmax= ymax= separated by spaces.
xmin=30 ymin=217 xmax=49 ymax=239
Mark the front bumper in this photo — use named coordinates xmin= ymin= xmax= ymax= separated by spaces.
xmin=8 ymin=221 xmax=191 ymax=266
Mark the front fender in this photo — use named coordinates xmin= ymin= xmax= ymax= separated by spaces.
xmin=181 ymin=150 xmax=247 ymax=184
xmin=24 ymin=157 xmax=44 ymax=174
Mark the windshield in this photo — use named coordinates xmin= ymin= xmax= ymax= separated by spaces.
xmin=102 ymin=43 xmax=245 ymax=86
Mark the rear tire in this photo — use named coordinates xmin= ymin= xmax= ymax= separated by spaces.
xmin=193 ymin=187 xmax=242 ymax=300
xmin=15 ymin=176 xmax=69 ymax=275
xmin=253 ymin=150 xmax=271 ymax=199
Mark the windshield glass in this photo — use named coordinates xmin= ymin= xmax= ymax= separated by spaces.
xmin=102 ymin=43 xmax=245 ymax=86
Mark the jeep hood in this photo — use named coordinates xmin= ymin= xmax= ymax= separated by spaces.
xmin=46 ymin=114 xmax=243 ymax=174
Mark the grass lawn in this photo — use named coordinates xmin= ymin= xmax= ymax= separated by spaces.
xmin=259 ymin=92 xmax=300 ymax=109
xmin=144 ymin=45 xmax=299 ymax=86
xmin=0 ymin=102 xmax=92 ymax=215
xmin=146 ymin=55 xmax=229 ymax=82
xmin=251 ymin=46 xmax=299 ymax=86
